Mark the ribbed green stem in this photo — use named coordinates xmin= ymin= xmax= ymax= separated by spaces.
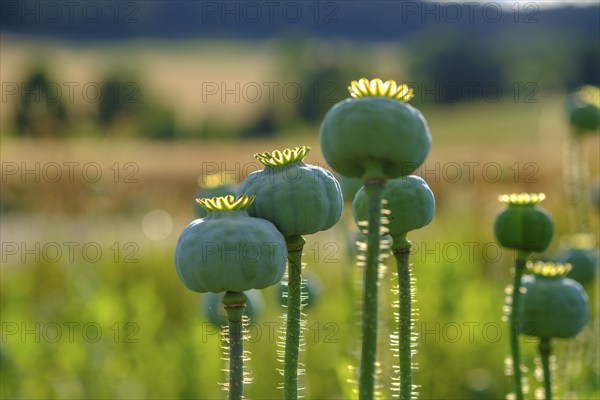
xmin=359 ymin=181 xmax=385 ymax=400
xmin=394 ymin=244 xmax=413 ymax=400
xmin=539 ymin=338 xmax=552 ymax=400
xmin=222 ymin=291 xmax=248 ymax=400
xmin=510 ymin=254 xmax=527 ymax=400
xmin=284 ymin=235 xmax=306 ymax=400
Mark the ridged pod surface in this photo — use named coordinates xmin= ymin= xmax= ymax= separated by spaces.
xmin=519 ymin=262 xmax=588 ymax=339
xmin=320 ymin=79 xmax=431 ymax=180
xmin=175 ymin=195 xmax=287 ymax=293
xmin=494 ymin=193 xmax=553 ymax=253
xmin=352 ymin=175 xmax=434 ymax=241
xmin=238 ymin=146 xmax=343 ymax=237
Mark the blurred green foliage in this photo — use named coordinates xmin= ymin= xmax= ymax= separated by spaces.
xmin=1 ymin=210 xmax=598 ymax=399
xmin=14 ymin=68 xmax=68 ymax=138
xmin=97 ymin=74 xmax=139 ymax=127
xmin=11 ymin=67 xmax=177 ymax=140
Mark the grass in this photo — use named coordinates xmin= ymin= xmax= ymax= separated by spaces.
xmin=2 ymin=202 xmax=597 ymax=399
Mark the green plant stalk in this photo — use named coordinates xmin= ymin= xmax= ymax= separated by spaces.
xmin=284 ymin=235 xmax=306 ymax=400
xmin=359 ymin=181 xmax=385 ymax=400
xmin=510 ymin=252 xmax=528 ymax=400
xmin=394 ymin=244 xmax=413 ymax=400
xmin=566 ymin=130 xmax=590 ymax=233
xmin=539 ymin=338 xmax=552 ymax=400
xmin=223 ymin=291 xmax=248 ymax=400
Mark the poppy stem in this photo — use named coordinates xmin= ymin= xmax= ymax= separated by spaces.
xmin=283 ymin=235 xmax=306 ymax=400
xmin=223 ymin=291 xmax=248 ymax=400
xmin=359 ymin=180 xmax=385 ymax=400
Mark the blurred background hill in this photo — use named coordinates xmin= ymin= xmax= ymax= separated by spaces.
xmin=2 ymin=1 xmax=599 ymax=44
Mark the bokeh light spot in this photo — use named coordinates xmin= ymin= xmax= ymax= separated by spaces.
xmin=142 ymin=209 xmax=173 ymax=241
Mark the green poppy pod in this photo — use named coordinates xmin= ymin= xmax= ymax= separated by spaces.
xmin=277 ymin=271 xmax=323 ymax=310
xmin=352 ymin=175 xmax=435 ymax=244
xmin=554 ymin=235 xmax=598 ymax=284
xmin=494 ymin=193 xmax=554 ymax=253
xmin=201 ymin=289 xmax=265 ymax=326
xmin=175 ymin=195 xmax=287 ymax=293
xmin=320 ymin=78 xmax=431 ymax=180
xmin=237 ymin=146 xmax=343 ymax=237
xmin=193 ymin=174 xmax=237 ymax=218
xmin=518 ymin=262 xmax=588 ymax=339
xmin=566 ymin=85 xmax=600 ymax=132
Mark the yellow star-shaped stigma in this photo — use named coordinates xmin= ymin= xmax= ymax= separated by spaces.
xmin=526 ymin=261 xmax=572 ymax=278
xmin=254 ymin=146 xmax=310 ymax=167
xmin=348 ymin=78 xmax=414 ymax=102
xmin=196 ymin=195 xmax=255 ymax=212
xmin=498 ymin=193 xmax=546 ymax=205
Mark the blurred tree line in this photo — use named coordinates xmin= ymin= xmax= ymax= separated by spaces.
xmin=8 ymin=14 xmax=598 ymax=139
xmin=11 ymin=67 xmax=176 ymax=139
xmin=227 ymin=23 xmax=598 ymax=138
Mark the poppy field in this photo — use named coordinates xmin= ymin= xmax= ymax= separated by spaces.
xmin=1 ymin=15 xmax=599 ymax=399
